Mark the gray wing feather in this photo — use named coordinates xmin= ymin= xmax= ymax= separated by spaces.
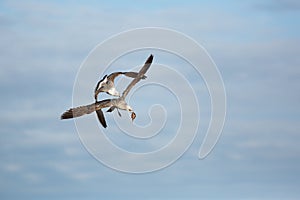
xmin=122 ymin=54 xmax=153 ymax=98
xmin=61 ymin=99 xmax=112 ymax=119
xmin=124 ymin=72 xmax=147 ymax=79
xmin=107 ymin=72 xmax=124 ymax=81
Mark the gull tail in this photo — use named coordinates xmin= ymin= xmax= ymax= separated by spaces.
xmin=61 ymin=103 xmax=95 ymax=119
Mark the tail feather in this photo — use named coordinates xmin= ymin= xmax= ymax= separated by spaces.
xmin=61 ymin=103 xmax=95 ymax=119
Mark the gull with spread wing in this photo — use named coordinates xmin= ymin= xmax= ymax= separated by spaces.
xmin=93 ymin=70 xmax=147 ymax=124
xmin=94 ymin=71 xmax=147 ymax=99
xmin=61 ymin=54 xmax=153 ymax=128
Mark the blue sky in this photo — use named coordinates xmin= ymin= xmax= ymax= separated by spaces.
xmin=1 ymin=0 xmax=300 ymax=199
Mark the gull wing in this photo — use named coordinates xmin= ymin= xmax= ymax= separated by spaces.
xmin=94 ymin=75 xmax=108 ymax=93
xmin=95 ymin=109 xmax=107 ymax=128
xmin=124 ymin=72 xmax=147 ymax=79
xmin=61 ymin=99 xmax=112 ymax=119
xmin=109 ymin=71 xmax=147 ymax=81
xmin=107 ymin=72 xmax=124 ymax=82
xmin=103 ymin=68 xmax=147 ymax=87
xmin=122 ymin=54 xmax=153 ymax=99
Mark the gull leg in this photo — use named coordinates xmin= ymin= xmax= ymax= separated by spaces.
xmin=117 ymin=108 xmax=122 ymax=117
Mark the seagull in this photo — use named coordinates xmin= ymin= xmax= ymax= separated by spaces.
xmin=61 ymin=54 xmax=153 ymax=128
xmin=93 ymin=71 xmax=146 ymax=126
xmin=94 ymin=71 xmax=147 ymax=100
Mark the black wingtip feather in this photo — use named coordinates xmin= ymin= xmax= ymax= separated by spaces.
xmin=60 ymin=109 xmax=74 ymax=119
xmin=146 ymin=54 xmax=153 ymax=64
xmin=96 ymin=109 xmax=107 ymax=128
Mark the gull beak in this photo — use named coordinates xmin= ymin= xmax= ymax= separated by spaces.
xmin=131 ymin=112 xmax=136 ymax=121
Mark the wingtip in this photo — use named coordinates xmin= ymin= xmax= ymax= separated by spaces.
xmin=146 ymin=54 xmax=154 ymax=64
xmin=60 ymin=108 xmax=74 ymax=120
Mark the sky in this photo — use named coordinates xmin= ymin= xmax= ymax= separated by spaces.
xmin=1 ymin=0 xmax=300 ymax=199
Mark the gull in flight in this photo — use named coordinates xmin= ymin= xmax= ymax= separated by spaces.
xmin=94 ymin=71 xmax=147 ymax=100
xmin=61 ymin=54 xmax=153 ymax=128
xmin=93 ymin=71 xmax=147 ymax=121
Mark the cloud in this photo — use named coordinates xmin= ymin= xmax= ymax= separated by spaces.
xmin=2 ymin=163 xmax=23 ymax=173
